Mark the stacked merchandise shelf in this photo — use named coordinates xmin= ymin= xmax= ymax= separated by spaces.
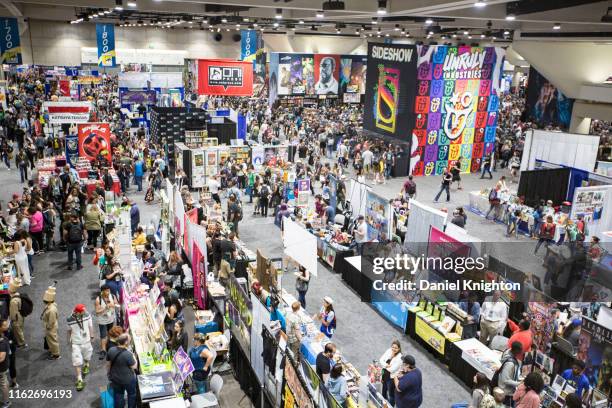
xmin=184 ymin=129 xmax=208 ymax=148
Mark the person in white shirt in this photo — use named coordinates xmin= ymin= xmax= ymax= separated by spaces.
xmin=354 ymin=215 xmax=368 ymax=255
xmin=207 ymin=175 xmax=221 ymax=204
xmin=67 ymin=304 xmax=94 ymax=391
xmin=379 ymin=340 xmax=403 ymax=406
xmin=361 ymin=148 xmax=374 ymax=176
xmin=479 ymin=290 xmax=508 ymax=346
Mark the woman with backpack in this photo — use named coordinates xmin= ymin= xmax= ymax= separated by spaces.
xmin=534 ymin=215 xmax=556 ymax=255
xmin=470 ymin=373 xmax=490 ymax=408
xmin=294 ymin=265 xmax=310 ymax=309
xmin=314 ymin=296 xmax=336 ymax=339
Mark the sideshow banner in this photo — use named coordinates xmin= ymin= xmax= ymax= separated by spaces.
xmin=411 ymin=45 xmax=506 ymax=176
xmin=191 ymin=242 xmax=206 ymax=309
xmin=363 ymin=43 xmax=417 ymax=141
xmin=365 ymin=191 xmax=391 ymax=241
xmin=525 ymin=66 xmax=574 ymax=130
xmin=43 ymin=101 xmax=93 ymax=124
xmin=314 ymin=54 xmax=340 ymax=95
xmin=297 ymin=178 xmax=310 ymax=207
xmin=185 ymin=208 xmax=198 ymax=259
xmin=577 ymin=317 xmax=611 ymax=395
xmin=269 ymin=53 xmax=279 ymax=107
xmin=0 ymin=18 xmax=21 ymax=64
xmin=59 ymin=80 xmax=70 ymax=97
xmin=572 ymin=189 xmax=606 ymax=222
xmin=96 ymin=23 xmax=116 ymax=67
xmin=340 ymin=55 xmax=367 ymax=94
xmin=197 ymin=59 xmax=253 ymax=96
xmin=77 ymin=123 xmax=111 ymax=163
xmin=249 ymin=294 xmax=271 ymax=384
xmin=427 ymin=226 xmax=471 ymax=286
xmin=65 ymin=134 xmax=79 ymax=167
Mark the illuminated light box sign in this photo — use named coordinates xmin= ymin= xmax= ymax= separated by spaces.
xmin=363 ymin=43 xmax=418 ymax=142
xmin=410 ymin=45 xmax=505 ymax=176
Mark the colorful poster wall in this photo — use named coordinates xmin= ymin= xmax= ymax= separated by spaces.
xmin=577 ymin=317 xmax=611 ymax=396
xmin=340 ymin=55 xmax=367 ymax=94
xmin=77 ymin=123 xmax=111 ymax=163
xmin=365 ymin=191 xmax=391 ymax=241
xmin=363 ymin=43 xmax=418 ymax=142
xmin=65 ymin=134 xmax=79 ymax=167
xmin=411 ymin=45 xmax=505 ymax=176
xmin=525 ymin=66 xmax=574 ymax=130
xmin=572 ymin=189 xmax=606 ymax=222
xmin=197 ymin=59 xmax=254 ymax=96
xmin=314 ymin=54 xmax=340 ymax=95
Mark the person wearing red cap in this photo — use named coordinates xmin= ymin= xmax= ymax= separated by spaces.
xmin=67 ymin=304 xmax=93 ymax=392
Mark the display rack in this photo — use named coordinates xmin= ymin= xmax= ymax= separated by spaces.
xmin=184 ymin=130 xmax=209 ymax=148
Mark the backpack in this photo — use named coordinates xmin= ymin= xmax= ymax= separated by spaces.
xmin=68 ymin=223 xmax=83 ymax=243
xmin=488 ymin=189 xmax=499 ymax=203
xmin=18 ymin=294 xmax=34 ymax=317
xmin=260 ymin=185 xmax=270 ymax=199
xmin=234 ymin=204 xmax=243 ymax=221
xmin=405 ymin=181 xmax=416 ymax=195
xmin=490 ymin=356 xmax=517 ymax=388
xmin=43 ymin=210 xmax=55 ymax=232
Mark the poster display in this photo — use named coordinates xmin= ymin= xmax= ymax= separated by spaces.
xmin=527 ymin=302 xmax=556 ymax=352
xmin=269 ymin=53 xmax=279 ymax=107
xmin=411 ymin=45 xmax=506 ymax=176
xmin=577 ymin=317 xmax=611 ymax=396
xmin=363 ymin=43 xmax=417 ymax=142
xmin=314 ymin=54 xmax=340 ymax=95
xmin=191 ymin=242 xmax=206 ymax=309
xmin=297 ymin=178 xmax=310 ymax=207
xmin=197 ymin=59 xmax=253 ymax=96
xmin=0 ymin=18 xmax=22 ymax=64
xmin=278 ymin=54 xmax=292 ymax=95
xmin=253 ymin=50 xmax=267 ymax=98
xmin=172 ymin=347 xmax=195 ymax=382
xmin=96 ymin=23 xmax=116 ymax=67
xmin=525 ymin=66 xmax=574 ymax=130
xmin=65 ymin=134 xmax=79 ymax=167
xmin=572 ymin=189 xmax=606 ymax=222
xmin=225 ymin=274 xmax=252 ymax=352
xmin=77 ymin=123 xmax=111 ymax=163
xmin=120 ymin=90 xmax=157 ymax=105
xmin=365 ymin=191 xmax=391 ymax=241
xmin=340 ymin=55 xmax=367 ymax=94
xmin=284 ymin=357 xmax=314 ymax=408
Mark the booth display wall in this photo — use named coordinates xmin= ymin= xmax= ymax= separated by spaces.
xmin=249 ymin=294 xmax=271 ymax=385
xmin=118 ymin=72 xmax=183 ymax=89
xmin=410 ymin=45 xmax=506 ymax=176
xmin=570 ymin=185 xmax=612 ymax=240
xmin=347 ymin=179 xmax=371 ymax=218
xmin=365 ymin=191 xmax=392 ymax=241
xmin=283 ymin=218 xmax=318 ymax=277
xmin=404 ymin=200 xmax=448 ymax=256
xmin=520 ymin=129 xmax=600 ymax=173
xmin=517 ymin=167 xmax=571 ymax=207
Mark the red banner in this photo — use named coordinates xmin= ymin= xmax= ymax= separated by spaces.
xmin=77 ymin=123 xmax=111 ymax=163
xmin=59 ymin=80 xmax=71 ymax=97
xmin=198 ymin=59 xmax=253 ymax=96
xmin=192 ymin=242 xmax=207 ymax=309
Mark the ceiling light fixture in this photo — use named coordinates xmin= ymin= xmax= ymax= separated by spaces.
xmin=452 ymin=33 xmax=457 ymax=38
xmin=221 ymin=17 xmax=227 ymax=23
xmin=316 ymin=10 xmax=324 ymax=18
xmin=114 ymin=0 xmax=123 ymax=11
xmin=372 ymin=18 xmax=378 ymax=24
xmin=253 ymin=22 xmax=258 ymax=27
xmin=127 ymin=1 xmax=137 ymax=7
xmin=275 ymin=8 xmax=282 ymax=19
xmin=394 ymin=24 xmax=400 ymax=31
xmin=505 ymin=14 xmax=516 ymax=21
xmin=480 ymin=34 xmax=485 ymax=38
xmin=474 ymin=0 xmax=486 ymax=7
xmin=377 ymin=0 xmax=387 ymax=15
xmin=385 ymin=33 xmax=389 ymax=37
xmin=298 ymin=20 xmax=304 ymax=24
xmin=503 ymin=30 xmax=510 ymax=35
xmin=463 ymin=30 xmax=469 ymax=35
xmin=553 ymin=23 xmax=561 ymax=30
xmin=428 ymin=30 xmax=434 ymax=35
xmin=425 ymin=18 xmax=434 ymax=25
xmin=243 ymin=17 xmax=249 ymax=22
xmin=273 ymin=22 xmax=279 ymax=27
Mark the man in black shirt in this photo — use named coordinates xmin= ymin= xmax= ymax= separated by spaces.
xmin=0 ymin=319 xmax=10 ymax=407
xmin=107 ymin=334 xmax=138 ymax=408
xmin=214 ymin=233 xmax=237 ymax=285
xmin=433 ymin=168 xmax=453 ymax=203
xmin=315 ymin=342 xmax=336 ymax=382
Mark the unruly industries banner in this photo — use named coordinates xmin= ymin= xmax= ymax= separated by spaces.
xmin=96 ymin=23 xmax=116 ymax=67
xmin=0 ymin=18 xmax=21 ymax=64
xmin=363 ymin=43 xmax=417 ymax=142
xmin=410 ymin=45 xmax=505 ymax=176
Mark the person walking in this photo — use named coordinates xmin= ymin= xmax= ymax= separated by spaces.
xmin=12 ymin=230 xmax=31 ymax=286
xmin=0 ymin=319 xmax=17 ymax=390
xmin=294 ymin=266 xmax=310 ymax=309
xmin=401 ymin=176 xmax=417 ymax=201
xmin=485 ymin=185 xmax=502 ymax=222
xmin=107 ymin=334 xmax=138 ymax=408
xmin=95 ymin=285 xmax=117 ymax=360
xmin=379 ymin=340 xmax=403 ymax=406
xmin=8 ymin=279 xmax=27 ymax=349
xmin=227 ymin=194 xmax=243 ymax=238
xmin=286 ymin=301 xmax=304 ymax=361
xmin=434 ymin=169 xmax=452 ymax=203
xmin=28 ymin=205 xmax=44 ymax=253
xmin=84 ymin=203 xmax=104 ymax=250
xmin=67 ymin=304 xmax=94 ymax=391
xmin=63 ymin=213 xmax=85 ymax=270
xmin=451 ymin=159 xmax=462 ymax=190
xmin=41 ymin=286 xmax=60 ymax=360
xmin=394 ymin=355 xmax=423 ymax=408
xmin=534 ymin=215 xmax=556 ymax=255
xmin=469 ymin=373 xmax=490 ymax=408
xmin=481 ymin=153 xmax=493 ymax=179
xmin=0 ymin=324 xmax=9 ymax=408
xmin=133 ymin=156 xmax=144 ymax=192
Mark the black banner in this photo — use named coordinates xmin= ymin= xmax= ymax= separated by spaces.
xmin=524 ymin=66 xmax=574 ymax=130
xmin=363 ymin=43 xmax=417 ymax=142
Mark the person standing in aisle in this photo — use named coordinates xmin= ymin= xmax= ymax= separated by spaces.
xmin=188 ymin=333 xmax=215 ymax=394
xmin=207 ymin=175 xmax=221 ymax=205
xmin=0 ymin=319 xmax=18 ymax=390
xmin=481 ymin=153 xmax=494 ymax=179
xmin=227 ymin=194 xmax=242 ymax=238
xmin=286 ymin=301 xmax=304 ymax=361
xmin=95 ymin=284 xmax=117 ymax=360
xmin=498 ymin=342 xmax=522 ymax=406
xmin=479 ymin=290 xmax=508 ymax=346
xmin=0 ymin=325 xmax=9 ymax=408
xmin=67 ymin=304 xmax=93 ymax=391
xmin=84 ymin=202 xmax=104 ymax=250
xmin=294 ymin=266 xmax=310 ymax=309
xmin=379 ymin=340 xmax=403 ymax=406
xmin=433 ymin=168 xmax=453 ymax=203
xmin=394 ymin=355 xmax=422 ymax=408
xmin=401 ymin=176 xmax=417 ymax=201
xmin=133 ymin=156 xmax=144 ymax=192
xmin=41 ymin=286 xmax=60 ymax=360
xmin=12 ymin=230 xmax=31 ymax=286
xmin=107 ymin=334 xmax=138 ymax=408
xmin=314 ymin=297 xmax=336 ymax=339
xmin=63 ymin=213 xmax=85 ymax=270
xmin=8 ymin=279 xmax=27 ymax=349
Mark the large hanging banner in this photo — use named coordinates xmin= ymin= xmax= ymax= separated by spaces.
xmin=96 ymin=23 xmax=116 ymax=67
xmin=197 ymin=59 xmax=253 ymax=96
xmin=577 ymin=317 xmax=611 ymax=396
xmin=340 ymin=55 xmax=367 ymax=94
xmin=363 ymin=43 xmax=418 ymax=141
xmin=525 ymin=66 xmax=574 ymax=130
xmin=314 ymin=54 xmax=340 ymax=95
xmin=240 ymin=29 xmax=261 ymax=62
xmin=77 ymin=123 xmax=111 ymax=163
xmin=0 ymin=18 xmax=21 ymax=65
xmin=269 ymin=53 xmax=279 ymax=107
xmin=410 ymin=45 xmax=505 ymax=176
